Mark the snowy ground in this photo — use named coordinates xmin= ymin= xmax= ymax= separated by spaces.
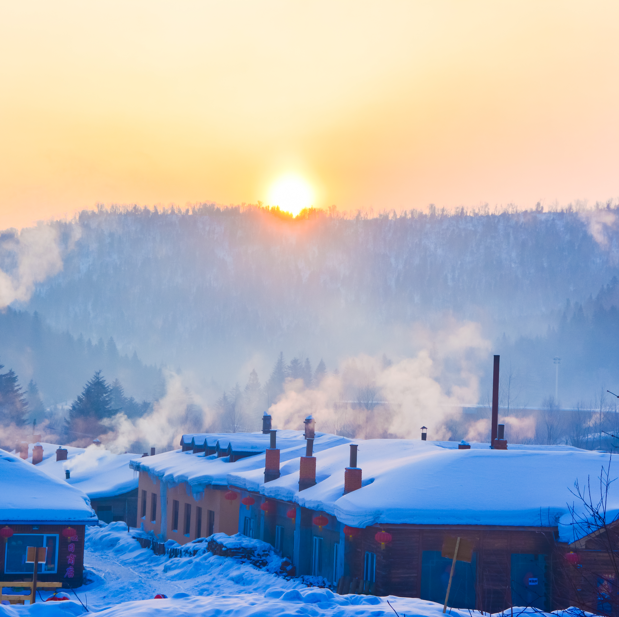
xmin=0 ymin=524 xmax=595 ymax=617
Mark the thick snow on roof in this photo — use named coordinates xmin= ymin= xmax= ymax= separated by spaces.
xmin=0 ymin=449 xmax=97 ymax=524
xmin=229 ymin=439 xmax=615 ymax=539
xmin=131 ymin=430 xmax=349 ymax=490
xmin=180 ymin=430 xmax=322 ymax=452
xmin=34 ymin=443 xmax=140 ymax=499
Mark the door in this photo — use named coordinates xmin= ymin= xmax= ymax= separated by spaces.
xmin=510 ymin=554 xmax=547 ymax=611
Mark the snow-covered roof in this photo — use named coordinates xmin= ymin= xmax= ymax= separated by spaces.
xmin=0 ymin=449 xmax=97 ymax=524
xmin=180 ymin=430 xmax=320 ymax=453
xmin=33 ymin=443 xmax=140 ymax=499
xmin=131 ymin=430 xmax=350 ymax=491
xmin=227 ymin=439 xmax=614 ymax=541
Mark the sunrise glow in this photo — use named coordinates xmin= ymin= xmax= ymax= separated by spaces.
xmin=268 ymin=176 xmax=314 ymax=217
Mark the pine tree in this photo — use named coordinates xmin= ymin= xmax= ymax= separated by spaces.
xmin=110 ymin=379 xmax=126 ymax=414
xmin=266 ymin=352 xmax=286 ymax=405
xmin=303 ymin=358 xmax=313 ymax=388
xmin=314 ymin=359 xmax=326 ymax=385
xmin=287 ymin=357 xmax=303 ymax=381
xmin=65 ymin=371 xmax=117 ymax=441
xmin=26 ymin=380 xmax=46 ymax=423
xmin=0 ymin=366 xmax=29 ymax=426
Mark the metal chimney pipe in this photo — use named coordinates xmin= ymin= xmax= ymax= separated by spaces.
xmin=349 ymin=444 xmax=358 ymax=468
xmin=491 ymin=355 xmax=500 ymax=445
xmin=270 ymin=429 xmax=277 ymax=449
xmin=262 ymin=413 xmax=272 ymax=434
xmin=498 ymin=424 xmax=505 ymax=440
xmin=150 ymin=447 xmax=156 ymax=456
xmin=65 ymin=470 xmax=71 ymax=479
xmin=306 ymin=438 xmax=314 ymax=457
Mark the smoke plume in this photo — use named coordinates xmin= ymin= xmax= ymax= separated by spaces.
xmin=269 ymin=320 xmax=490 ymax=440
xmin=0 ymin=224 xmax=79 ymax=309
xmin=580 ymin=208 xmax=617 ymax=249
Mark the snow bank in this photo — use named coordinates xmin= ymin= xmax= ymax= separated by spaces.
xmin=0 ymin=450 xmax=96 ymax=524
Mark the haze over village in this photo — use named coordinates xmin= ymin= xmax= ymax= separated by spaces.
xmin=1 ymin=2 xmax=619 ymax=617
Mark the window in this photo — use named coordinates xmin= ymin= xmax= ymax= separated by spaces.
xmin=5 ymin=535 xmax=58 ymax=574
xmin=150 ymin=493 xmax=157 ymax=522
xmin=364 ymin=551 xmax=376 ymax=583
xmin=243 ymin=516 xmax=254 ymax=538
xmin=333 ymin=543 xmax=341 ymax=582
xmin=141 ymin=490 xmax=147 ymax=518
xmin=184 ymin=503 xmax=192 ymax=536
xmin=207 ymin=510 xmax=215 ymax=536
xmin=172 ymin=500 xmax=180 ymax=531
xmin=312 ymin=536 xmax=323 ymax=577
xmin=275 ymin=525 xmax=283 ymax=553
xmin=196 ymin=507 xmax=202 ymax=538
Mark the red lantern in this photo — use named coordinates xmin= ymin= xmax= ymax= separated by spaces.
xmin=374 ymin=530 xmax=392 ymax=550
xmin=62 ymin=527 xmax=76 ymax=539
xmin=224 ymin=491 xmax=238 ymax=501
xmin=260 ymin=501 xmax=275 ymax=515
xmin=0 ymin=526 xmax=13 ymax=543
xmin=565 ymin=551 xmax=580 ymax=565
xmin=343 ymin=525 xmax=360 ymax=541
xmin=313 ymin=515 xmax=329 ymax=531
xmin=241 ymin=496 xmax=255 ymax=510
xmin=286 ymin=508 xmax=297 ymax=523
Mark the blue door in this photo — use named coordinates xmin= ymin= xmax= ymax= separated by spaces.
xmin=510 ymin=554 xmax=547 ymax=610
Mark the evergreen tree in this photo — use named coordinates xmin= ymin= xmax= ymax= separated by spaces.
xmin=66 ymin=371 xmax=117 ymax=441
xmin=26 ymin=380 xmax=46 ymax=424
xmin=0 ymin=366 xmax=28 ymax=426
xmin=314 ymin=359 xmax=326 ymax=385
xmin=266 ymin=352 xmax=286 ymax=406
xmin=287 ymin=357 xmax=303 ymax=381
xmin=303 ymin=358 xmax=313 ymax=388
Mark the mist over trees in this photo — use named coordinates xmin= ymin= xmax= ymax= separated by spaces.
xmin=5 ymin=204 xmax=619 ymax=408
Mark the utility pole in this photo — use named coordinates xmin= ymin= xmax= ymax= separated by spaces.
xmin=553 ymin=357 xmax=561 ymax=403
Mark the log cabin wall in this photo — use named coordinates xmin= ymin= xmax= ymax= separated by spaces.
xmin=349 ymin=525 xmax=556 ymax=613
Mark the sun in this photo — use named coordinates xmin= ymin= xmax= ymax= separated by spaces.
xmin=268 ymin=176 xmax=314 ymax=217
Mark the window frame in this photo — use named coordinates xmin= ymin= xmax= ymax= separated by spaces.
xmin=4 ymin=534 xmax=60 ymax=575
xmin=207 ymin=509 xmax=215 ymax=537
xmin=196 ymin=507 xmax=202 ymax=539
xmin=150 ymin=492 xmax=157 ymax=523
xmin=172 ymin=500 xmax=180 ymax=532
xmin=141 ymin=490 xmax=147 ymax=519
xmin=312 ymin=536 xmax=323 ymax=577
xmin=275 ymin=525 xmax=283 ymax=553
xmin=184 ymin=503 xmax=192 ymax=537
xmin=364 ymin=550 xmax=376 ymax=583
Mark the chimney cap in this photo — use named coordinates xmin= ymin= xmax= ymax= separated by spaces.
xmin=459 ymin=440 xmax=469 ymax=445
xmin=305 ymin=415 xmax=314 ymax=421
xmin=263 ymin=411 xmax=271 ymax=417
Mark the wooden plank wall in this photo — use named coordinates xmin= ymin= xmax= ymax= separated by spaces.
xmin=349 ymin=525 xmax=555 ymax=613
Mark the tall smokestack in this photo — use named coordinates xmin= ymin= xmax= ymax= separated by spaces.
xmin=299 ymin=438 xmax=316 ymax=491
xmin=264 ymin=429 xmax=280 ymax=482
xmin=491 ymin=355 xmax=500 ymax=446
xmin=262 ymin=412 xmax=272 ymax=435
xmin=344 ymin=444 xmax=362 ymax=494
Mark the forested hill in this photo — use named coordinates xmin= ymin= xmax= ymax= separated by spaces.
xmin=11 ymin=205 xmax=619 ymax=402
xmin=0 ymin=308 xmax=162 ymax=405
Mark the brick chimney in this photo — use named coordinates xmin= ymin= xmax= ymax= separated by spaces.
xmin=304 ymin=415 xmax=315 ymax=440
xmin=264 ymin=429 xmax=280 ymax=483
xmin=299 ymin=438 xmax=316 ymax=491
xmin=262 ymin=412 xmax=272 ymax=435
xmin=344 ymin=444 xmax=362 ymax=494
xmin=56 ymin=447 xmax=68 ymax=461
xmin=32 ymin=443 xmax=44 ymax=465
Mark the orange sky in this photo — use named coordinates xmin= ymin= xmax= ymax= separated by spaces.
xmin=1 ymin=1 xmax=618 ymax=229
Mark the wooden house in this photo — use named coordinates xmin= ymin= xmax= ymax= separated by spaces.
xmin=0 ymin=449 xmax=97 ymax=588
